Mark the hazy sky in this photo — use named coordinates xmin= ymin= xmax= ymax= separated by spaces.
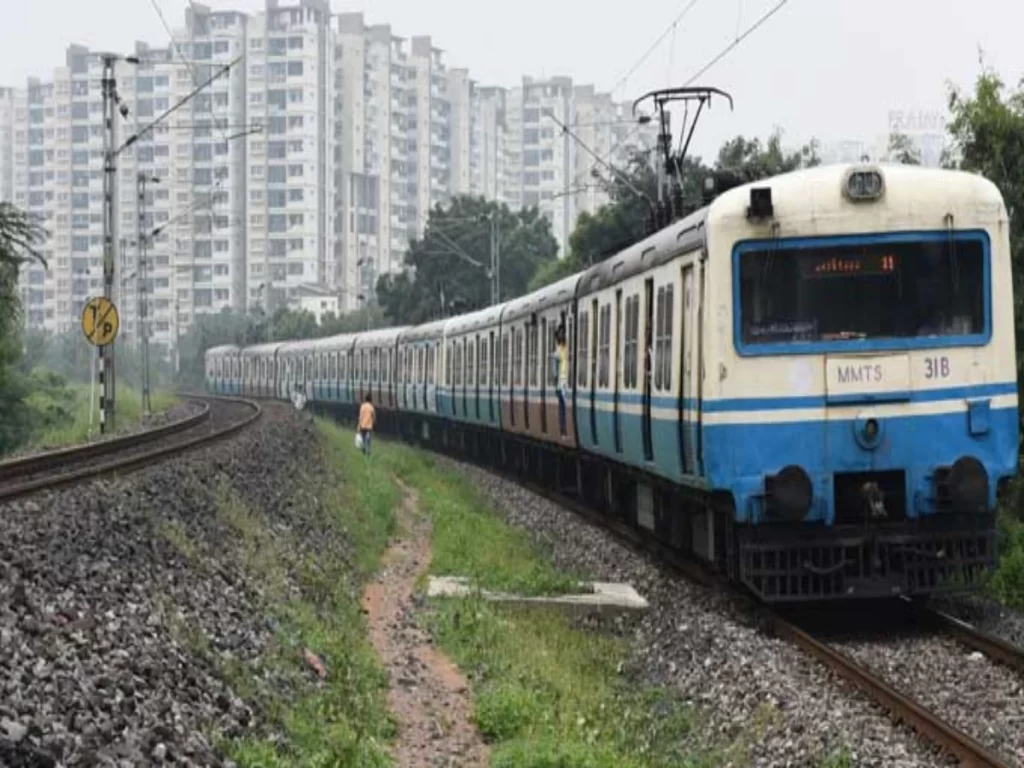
xmin=4 ymin=0 xmax=1023 ymax=158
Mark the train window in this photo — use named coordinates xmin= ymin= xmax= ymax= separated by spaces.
xmin=654 ymin=285 xmax=674 ymax=391
xmin=528 ymin=323 xmax=538 ymax=387
xmin=738 ymin=236 xmax=986 ymax=346
xmin=467 ymin=339 xmax=475 ymax=387
xmin=479 ymin=336 xmax=486 ymax=387
xmin=598 ymin=304 xmax=611 ymax=387
xmin=622 ymin=297 xmax=635 ymax=390
xmin=578 ymin=311 xmax=589 ymax=387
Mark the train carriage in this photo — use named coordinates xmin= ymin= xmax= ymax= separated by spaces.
xmin=205 ymin=344 xmax=241 ymax=395
xmin=207 ymin=162 xmax=1018 ymax=605
xmin=352 ymin=327 xmax=408 ymax=414
xmin=498 ymin=274 xmax=579 ymax=449
xmin=240 ymin=343 xmax=283 ymax=399
xmin=440 ymin=304 xmax=505 ymax=429
xmin=395 ymin=320 xmax=446 ymax=444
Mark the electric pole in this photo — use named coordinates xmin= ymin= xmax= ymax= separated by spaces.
xmin=100 ymin=54 xmax=122 ymax=434
xmin=137 ymin=172 xmax=158 ymax=417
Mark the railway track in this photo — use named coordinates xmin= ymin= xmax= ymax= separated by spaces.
xmin=447 ymin=454 xmax=1022 ymax=768
xmin=0 ymin=394 xmax=260 ymax=503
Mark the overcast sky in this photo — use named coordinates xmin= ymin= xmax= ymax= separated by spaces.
xmin=4 ymin=0 xmax=1023 ymax=158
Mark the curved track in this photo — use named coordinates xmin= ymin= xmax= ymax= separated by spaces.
xmin=0 ymin=394 xmax=260 ymax=503
xmin=430 ymin=449 xmax=1019 ymax=768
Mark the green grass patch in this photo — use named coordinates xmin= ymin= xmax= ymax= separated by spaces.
xmin=429 ymin=600 xmax=717 ymax=767
xmin=371 ymin=440 xmax=585 ymax=597
xmin=219 ymin=417 xmax=399 ymax=767
xmin=26 ymin=376 xmax=177 ymax=449
xmin=364 ymin=438 xmax=721 ymax=767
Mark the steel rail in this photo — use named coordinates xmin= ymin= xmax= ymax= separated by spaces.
xmin=0 ymin=400 xmax=210 ymax=482
xmin=0 ymin=396 xmax=260 ymax=503
xmin=406 ymin=438 xmax=1014 ymax=768
xmin=919 ymin=603 xmax=1024 ymax=676
xmin=770 ymin=615 xmax=1010 ymax=768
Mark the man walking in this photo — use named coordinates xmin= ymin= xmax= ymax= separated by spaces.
xmin=358 ymin=393 xmax=376 ymax=457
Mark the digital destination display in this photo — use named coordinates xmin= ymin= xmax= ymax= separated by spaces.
xmin=800 ymin=253 xmax=897 ymax=278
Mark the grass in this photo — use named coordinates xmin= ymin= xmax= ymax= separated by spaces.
xmin=215 ymin=417 xmax=400 ymax=767
xmin=26 ymin=378 xmax=177 ymax=448
xmin=367 ymin=437 xmax=722 ymax=767
xmin=372 ymin=441 xmax=586 ymax=597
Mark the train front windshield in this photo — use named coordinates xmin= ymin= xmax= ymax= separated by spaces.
xmin=737 ymin=234 xmax=986 ymax=347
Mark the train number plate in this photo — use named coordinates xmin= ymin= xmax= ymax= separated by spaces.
xmin=825 ymin=354 xmax=911 ymax=403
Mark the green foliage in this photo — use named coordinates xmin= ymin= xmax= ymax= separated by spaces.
xmin=946 ymin=70 xmax=1024 ymax=386
xmin=0 ymin=203 xmax=46 ymax=453
xmin=373 ymin=442 xmax=584 ymax=596
xmin=376 ymin=195 xmax=559 ymax=323
xmin=224 ymin=419 xmax=399 ymax=766
xmin=887 ymin=132 xmax=922 ymax=165
xmin=362 ymin=439 xmax=719 ymax=766
xmin=715 ymin=130 xmax=821 ymax=179
xmin=23 ymin=380 xmax=178 ymax=450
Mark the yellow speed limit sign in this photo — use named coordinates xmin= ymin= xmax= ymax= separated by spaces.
xmin=81 ymin=296 xmax=120 ymax=347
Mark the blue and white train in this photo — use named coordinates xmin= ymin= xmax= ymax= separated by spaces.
xmin=207 ymin=163 xmax=1019 ymax=602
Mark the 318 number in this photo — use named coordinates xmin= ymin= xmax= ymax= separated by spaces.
xmin=924 ymin=356 xmax=950 ymax=379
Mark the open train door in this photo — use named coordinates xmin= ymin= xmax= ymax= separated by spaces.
xmin=680 ymin=264 xmax=699 ymax=475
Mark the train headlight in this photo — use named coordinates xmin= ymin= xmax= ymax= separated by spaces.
xmin=843 ymin=166 xmax=885 ymax=202
xmin=768 ymin=465 xmax=813 ymax=520
xmin=948 ymin=456 xmax=989 ymax=513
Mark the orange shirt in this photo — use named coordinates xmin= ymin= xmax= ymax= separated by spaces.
xmin=358 ymin=402 xmax=376 ymax=431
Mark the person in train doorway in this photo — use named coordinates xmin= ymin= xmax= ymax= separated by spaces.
xmin=358 ymin=393 xmax=376 ymax=457
xmin=554 ymin=323 xmax=569 ymax=436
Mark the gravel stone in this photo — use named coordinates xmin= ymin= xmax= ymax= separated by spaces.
xmin=831 ymin=631 xmax=1024 ymax=765
xmin=445 ymin=457 xmax=954 ymax=766
xmin=0 ymin=401 xmax=344 ymax=766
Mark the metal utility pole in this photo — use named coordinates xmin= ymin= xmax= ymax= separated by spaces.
xmin=100 ymin=54 xmax=119 ymax=434
xmin=136 ymin=173 xmax=158 ymax=417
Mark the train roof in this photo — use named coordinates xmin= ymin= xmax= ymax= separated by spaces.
xmin=310 ymin=333 xmax=358 ymax=353
xmin=353 ymin=325 xmax=409 ymax=349
xmin=705 ymin=162 xmax=1007 ymax=231
xmin=502 ymin=272 xmax=581 ymax=323
xmin=399 ymin=318 xmax=448 ymax=343
xmin=277 ymin=338 xmax=321 ymax=354
xmin=444 ymin=301 xmax=507 ymax=336
xmin=240 ymin=342 xmax=283 ymax=357
xmin=206 ymin=344 xmax=240 ymax=356
xmin=577 ymin=206 xmax=708 ymax=298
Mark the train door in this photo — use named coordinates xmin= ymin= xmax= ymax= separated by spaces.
xmin=590 ymin=299 xmax=599 ymax=445
xmin=488 ymin=330 xmax=496 ymax=423
xmin=681 ymin=264 xmax=698 ymax=475
xmin=540 ymin=317 xmax=548 ymax=434
xmin=613 ymin=289 xmax=623 ymax=454
xmin=642 ymin=278 xmax=655 ymax=462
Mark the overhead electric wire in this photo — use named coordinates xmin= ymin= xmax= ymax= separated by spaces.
xmin=682 ymin=0 xmax=791 ymax=86
xmin=610 ymin=0 xmax=705 ymax=96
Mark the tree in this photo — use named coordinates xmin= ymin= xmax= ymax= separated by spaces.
xmin=175 ymin=308 xmax=264 ymax=389
xmin=715 ymin=130 xmax=821 ymax=179
xmin=376 ymin=195 xmax=558 ymax=324
xmin=887 ymin=132 xmax=922 ymax=165
xmin=0 ymin=203 xmax=46 ymax=453
xmin=945 ymin=69 xmax=1024 ymax=383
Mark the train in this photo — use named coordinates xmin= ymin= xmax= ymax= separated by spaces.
xmin=206 ymin=162 xmax=1020 ymax=602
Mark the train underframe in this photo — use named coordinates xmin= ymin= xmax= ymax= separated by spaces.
xmin=310 ymin=401 xmax=997 ymax=603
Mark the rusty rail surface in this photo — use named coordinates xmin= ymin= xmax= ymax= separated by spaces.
xmin=0 ymin=396 xmax=260 ymax=503
xmin=0 ymin=400 xmax=210 ymax=482
xmin=920 ymin=604 xmax=1024 ymax=676
xmin=420 ymin=444 xmax=1014 ymax=768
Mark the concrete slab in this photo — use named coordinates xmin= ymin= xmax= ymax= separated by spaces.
xmin=426 ymin=576 xmax=648 ymax=617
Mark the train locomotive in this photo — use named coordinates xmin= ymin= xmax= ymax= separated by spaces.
xmin=207 ymin=162 xmax=1019 ymax=602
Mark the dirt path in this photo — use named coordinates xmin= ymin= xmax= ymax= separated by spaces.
xmin=362 ymin=481 xmax=490 ymax=767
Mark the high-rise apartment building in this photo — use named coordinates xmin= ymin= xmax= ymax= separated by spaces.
xmin=3 ymin=5 xmax=657 ymax=345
